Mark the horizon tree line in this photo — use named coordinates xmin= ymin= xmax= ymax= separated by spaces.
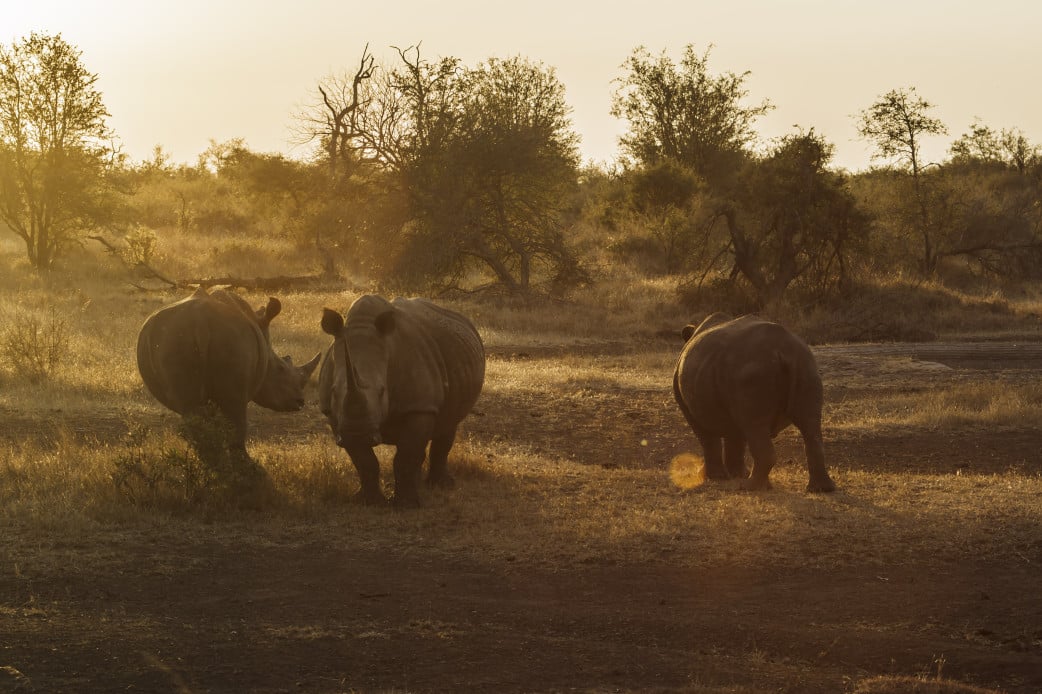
xmin=1 ymin=32 xmax=1040 ymax=310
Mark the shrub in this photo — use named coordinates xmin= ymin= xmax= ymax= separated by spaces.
xmin=111 ymin=413 xmax=271 ymax=510
xmin=121 ymin=225 xmax=159 ymax=266
xmin=0 ymin=307 xmax=67 ymax=382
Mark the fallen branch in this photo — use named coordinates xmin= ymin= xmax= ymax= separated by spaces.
xmin=178 ymin=274 xmax=326 ymax=292
xmin=89 ymin=234 xmax=334 ymax=293
xmin=88 ymin=234 xmax=177 ymax=289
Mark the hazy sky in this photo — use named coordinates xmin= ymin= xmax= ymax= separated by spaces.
xmin=4 ymin=1 xmax=1041 ymax=171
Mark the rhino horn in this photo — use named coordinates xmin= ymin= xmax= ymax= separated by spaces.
xmin=301 ymin=352 xmax=321 ymax=379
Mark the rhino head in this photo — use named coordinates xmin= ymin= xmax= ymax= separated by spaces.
xmin=320 ymin=296 xmax=396 ymax=447
xmin=250 ymin=297 xmax=321 ymax=411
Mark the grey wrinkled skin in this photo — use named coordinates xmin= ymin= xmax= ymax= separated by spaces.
xmin=319 ymin=295 xmax=485 ymax=508
xmin=673 ymin=313 xmax=836 ymax=493
xmin=137 ymin=288 xmax=320 ymax=460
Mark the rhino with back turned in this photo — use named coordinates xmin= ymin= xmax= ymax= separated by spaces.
xmin=137 ymin=287 xmax=320 ymax=462
xmin=673 ymin=312 xmax=836 ymax=493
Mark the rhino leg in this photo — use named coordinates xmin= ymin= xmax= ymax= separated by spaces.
xmin=223 ymin=408 xmax=250 ymax=459
xmin=391 ymin=414 xmax=436 ymax=509
xmin=427 ymin=427 xmax=457 ymax=490
xmin=212 ymin=398 xmax=258 ymax=469
xmin=796 ymin=422 xmax=835 ymax=493
xmin=742 ymin=431 xmax=776 ymax=491
xmin=724 ymin=436 xmax=748 ymax=479
xmin=344 ymin=445 xmax=387 ymax=506
xmin=697 ymin=435 xmax=729 ymax=479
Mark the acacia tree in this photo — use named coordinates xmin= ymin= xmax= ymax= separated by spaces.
xmin=0 ymin=32 xmax=115 ymax=269
xmin=857 ymin=87 xmax=947 ymax=273
xmin=611 ymin=44 xmax=772 ymax=185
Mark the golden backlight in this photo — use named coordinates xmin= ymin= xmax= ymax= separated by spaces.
xmin=668 ymin=452 xmax=706 ymax=490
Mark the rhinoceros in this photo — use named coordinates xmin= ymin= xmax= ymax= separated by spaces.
xmin=137 ymin=288 xmax=320 ymax=462
xmin=673 ymin=313 xmax=835 ymax=493
xmin=318 ymin=295 xmax=485 ymax=508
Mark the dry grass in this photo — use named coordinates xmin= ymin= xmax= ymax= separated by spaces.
xmin=3 ymin=407 xmax=1041 ymax=575
xmin=4 ymin=234 xmax=1042 ymax=692
xmin=853 ymin=674 xmax=1004 ymax=693
xmin=2 ymin=235 xmax=1042 ymax=576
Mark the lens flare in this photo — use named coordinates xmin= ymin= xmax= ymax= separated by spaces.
xmin=669 ymin=452 xmax=706 ymax=490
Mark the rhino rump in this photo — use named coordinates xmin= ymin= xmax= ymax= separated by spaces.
xmin=673 ymin=315 xmax=822 ymax=438
xmin=136 ymin=291 xmax=270 ymax=416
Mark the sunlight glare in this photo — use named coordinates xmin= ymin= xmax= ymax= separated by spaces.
xmin=669 ymin=452 xmax=706 ymax=490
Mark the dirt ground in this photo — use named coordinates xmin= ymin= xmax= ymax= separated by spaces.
xmin=2 ymin=342 xmax=1042 ymax=693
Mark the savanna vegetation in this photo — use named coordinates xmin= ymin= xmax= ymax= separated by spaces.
xmin=1 ymin=32 xmax=1041 ymax=693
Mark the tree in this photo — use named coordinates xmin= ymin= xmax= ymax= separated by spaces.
xmin=624 ymin=159 xmax=712 ymax=273
xmin=293 ymin=45 xmax=376 ymax=183
xmin=321 ymin=47 xmax=585 ymax=294
xmin=999 ymin=128 xmax=1040 ymax=174
xmin=0 ymin=32 xmax=116 ymax=269
xmin=949 ymin=119 xmax=1003 ymax=165
xmin=439 ymin=55 xmax=583 ymax=293
xmin=950 ymin=121 xmax=1040 ymax=174
xmin=717 ymin=130 xmax=869 ymax=307
xmin=857 ymin=87 xmax=947 ymax=273
xmin=611 ymin=44 xmax=772 ymax=184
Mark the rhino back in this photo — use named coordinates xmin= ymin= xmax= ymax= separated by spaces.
xmin=676 ymin=316 xmax=820 ymax=435
xmin=388 ymin=298 xmax=485 ymax=427
xmin=137 ymin=296 xmax=269 ymax=414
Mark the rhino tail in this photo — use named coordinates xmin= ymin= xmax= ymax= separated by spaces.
xmin=780 ymin=347 xmax=821 ymax=425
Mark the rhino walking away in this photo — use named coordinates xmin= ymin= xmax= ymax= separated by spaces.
xmin=673 ymin=313 xmax=836 ymax=493
xmin=137 ymin=288 xmax=320 ymax=465
xmin=319 ymin=295 xmax=485 ymax=508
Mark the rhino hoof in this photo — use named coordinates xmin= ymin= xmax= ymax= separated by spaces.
xmin=427 ymin=473 xmax=456 ymax=490
xmin=739 ymin=478 xmax=772 ymax=492
xmin=354 ymin=490 xmax=389 ymax=507
xmin=806 ymin=478 xmax=836 ymax=493
xmin=391 ymin=494 xmax=422 ymax=510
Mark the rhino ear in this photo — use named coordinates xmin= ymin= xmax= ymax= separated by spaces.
xmin=257 ymin=297 xmax=282 ymax=327
xmin=264 ymin=297 xmax=282 ymax=320
xmin=321 ymin=308 xmax=345 ymax=336
xmin=375 ymin=310 xmax=396 ymax=336
xmin=682 ymin=325 xmax=697 ymax=342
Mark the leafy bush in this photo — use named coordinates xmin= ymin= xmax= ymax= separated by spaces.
xmin=121 ymin=225 xmax=159 ymax=266
xmin=0 ymin=307 xmax=67 ymax=382
xmin=111 ymin=413 xmax=271 ymax=509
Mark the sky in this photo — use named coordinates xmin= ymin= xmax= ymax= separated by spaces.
xmin=4 ymin=0 xmax=1041 ymax=172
